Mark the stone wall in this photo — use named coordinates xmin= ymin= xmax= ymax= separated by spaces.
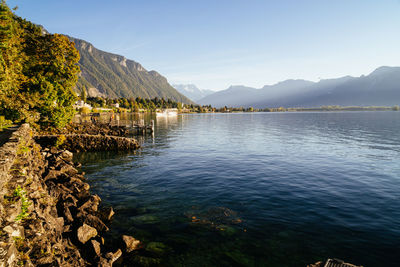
xmin=0 ymin=124 xmax=140 ymax=266
xmin=0 ymin=124 xmax=31 ymax=193
xmin=35 ymin=134 xmax=139 ymax=152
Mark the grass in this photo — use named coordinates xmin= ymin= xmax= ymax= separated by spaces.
xmin=13 ymin=186 xmax=31 ymax=222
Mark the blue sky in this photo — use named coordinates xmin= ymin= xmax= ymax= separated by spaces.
xmin=10 ymin=0 xmax=400 ymax=91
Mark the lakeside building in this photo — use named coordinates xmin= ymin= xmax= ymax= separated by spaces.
xmin=73 ymin=100 xmax=92 ymax=109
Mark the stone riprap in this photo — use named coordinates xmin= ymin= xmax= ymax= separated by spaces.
xmin=0 ymin=124 xmax=140 ymax=266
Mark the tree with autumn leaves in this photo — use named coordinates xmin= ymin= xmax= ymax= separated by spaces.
xmin=0 ymin=0 xmax=80 ymax=129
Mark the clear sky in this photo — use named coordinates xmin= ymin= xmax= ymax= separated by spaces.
xmin=9 ymin=0 xmax=400 ymax=91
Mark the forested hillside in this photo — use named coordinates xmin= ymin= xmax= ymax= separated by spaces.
xmin=70 ymin=37 xmax=192 ymax=104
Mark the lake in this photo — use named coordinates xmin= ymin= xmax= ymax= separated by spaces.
xmin=75 ymin=112 xmax=400 ymax=267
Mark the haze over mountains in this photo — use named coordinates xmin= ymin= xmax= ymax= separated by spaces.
xmin=69 ymin=37 xmax=192 ymax=104
xmin=172 ymin=84 xmax=214 ymax=102
xmin=197 ymin=66 xmax=400 ymax=108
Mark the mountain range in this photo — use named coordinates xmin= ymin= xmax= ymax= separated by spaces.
xmin=197 ymin=66 xmax=400 ymax=108
xmin=172 ymin=84 xmax=214 ymax=102
xmin=69 ymin=37 xmax=192 ymax=104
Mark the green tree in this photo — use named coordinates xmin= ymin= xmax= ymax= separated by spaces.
xmin=0 ymin=1 xmax=24 ymax=121
xmin=0 ymin=2 xmax=80 ymax=129
xmin=21 ymin=32 xmax=80 ymax=128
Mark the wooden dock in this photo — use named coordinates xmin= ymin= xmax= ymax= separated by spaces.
xmin=110 ymin=119 xmax=154 ymax=135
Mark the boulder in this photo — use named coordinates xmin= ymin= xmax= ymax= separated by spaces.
xmin=105 ymin=249 xmax=122 ymax=265
xmin=90 ymin=240 xmax=101 ymax=257
xmin=60 ymin=150 xmax=73 ymax=161
xmin=122 ymin=235 xmax=141 ymax=253
xmin=84 ymin=214 xmax=109 ymax=232
xmin=99 ymin=207 xmax=115 ymax=221
xmin=77 ymin=224 xmax=97 ymax=244
xmin=307 ymin=262 xmax=324 ymax=267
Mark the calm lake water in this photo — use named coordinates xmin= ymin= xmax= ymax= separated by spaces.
xmin=75 ymin=112 xmax=400 ymax=267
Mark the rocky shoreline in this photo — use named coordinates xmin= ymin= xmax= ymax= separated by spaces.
xmin=35 ymin=134 xmax=139 ymax=153
xmin=0 ymin=124 xmax=141 ymax=266
xmin=35 ymin=122 xmax=140 ymax=153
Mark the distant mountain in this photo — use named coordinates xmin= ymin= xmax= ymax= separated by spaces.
xmin=69 ymin=37 xmax=192 ymax=103
xmin=198 ymin=67 xmax=400 ymax=108
xmin=198 ymin=80 xmax=313 ymax=107
xmin=172 ymin=84 xmax=214 ymax=102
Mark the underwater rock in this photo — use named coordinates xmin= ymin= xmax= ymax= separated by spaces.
xmin=128 ymin=255 xmax=161 ymax=267
xmin=131 ymin=214 xmax=159 ymax=225
xmin=146 ymin=242 xmax=168 ymax=256
xmin=186 ymin=206 xmax=243 ymax=231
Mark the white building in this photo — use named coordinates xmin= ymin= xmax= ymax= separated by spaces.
xmin=73 ymin=100 xmax=92 ymax=109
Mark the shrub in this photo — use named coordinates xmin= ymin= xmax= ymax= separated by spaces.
xmin=79 ymin=107 xmax=91 ymax=114
xmin=0 ymin=116 xmax=13 ymax=130
xmin=55 ymin=134 xmax=66 ymax=148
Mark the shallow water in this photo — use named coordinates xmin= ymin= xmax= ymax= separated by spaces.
xmin=76 ymin=112 xmax=400 ymax=266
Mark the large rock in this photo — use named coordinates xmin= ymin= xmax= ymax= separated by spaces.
xmin=122 ymin=235 xmax=141 ymax=253
xmin=77 ymin=223 xmax=97 ymax=244
xmin=91 ymin=240 xmax=101 ymax=257
xmin=84 ymin=214 xmax=109 ymax=232
xmin=105 ymin=249 xmax=122 ymax=265
xmin=99 ymin=207 xmax=114 ymax=221
xmin=60 ymin=150 xmax=73 ymax=161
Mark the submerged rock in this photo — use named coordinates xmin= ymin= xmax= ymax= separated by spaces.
xmin=186 ymin=206 xmax=243 ymax=231
xmin=131 ymin=214 xmax=159 ymax=225
xmin=146 ymin=242 xmax=168 ymax=256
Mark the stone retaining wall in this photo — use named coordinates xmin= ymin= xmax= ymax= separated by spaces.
xmin=35 ymin=134 xmax=139 ymax=152
xmin=0 ymin=124 xmax=31 ymax=196
xmin=0 ymin=124 xmax=140 ymax=266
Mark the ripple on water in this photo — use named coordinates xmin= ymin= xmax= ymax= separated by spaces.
xmin=78 ymin=112 xmax=400 ymax=267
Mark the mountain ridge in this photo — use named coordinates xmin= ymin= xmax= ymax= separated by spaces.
xmin=69 ymin=36 xmax=193 ymax=104
xmin=172 ymin=84 xmax=214 ymax=102
xmin=198 ymin=66 xmax=400 ymax=108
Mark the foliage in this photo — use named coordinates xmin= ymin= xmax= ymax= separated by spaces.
xmin=79 ymin=106 xmax=91 ymax=114
xmin=0 ymin=1 xmax=80 ymax=129
xmin=17 ymin=144 xmax=29 ymax=155
xmin=13 ymin=185 xmax=23 ymax=198
xmin=86 ymin=96 xmax=189 ymax=112
xmin=55 ymin=134 xmax=66 ymax=148
xmin=13 ymin=186 xmax=31 ymax=221
xmin=0 ymin=115 xmax=12 ymax=129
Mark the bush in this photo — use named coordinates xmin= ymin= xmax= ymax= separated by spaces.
xmin=0 ymin=116 xmax=13 ymax=130
xmin=79 ymin=107 xmax=91 ymax=114
xmin=55 ymin=134 xmax=66 ymax=148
